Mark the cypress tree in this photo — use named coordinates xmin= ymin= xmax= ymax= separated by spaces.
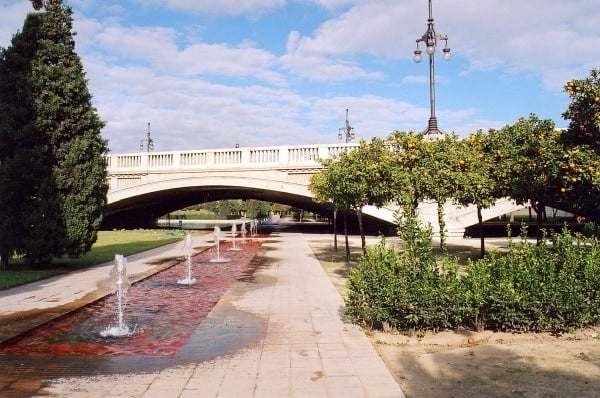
xmin=30 ymin=0 xmax=108 ymax=258
xmin=0 ymin=13 xmax=63 ymax=268
xmin=0 ymin=0 xmax=107 ymax=267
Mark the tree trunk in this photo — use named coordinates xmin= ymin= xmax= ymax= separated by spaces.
xmin=356 ymin=208 xmax=366 ymax=254
xmin=478 ymin=205 xmax=485 ymax=259
xmin=0 ymin=251 xmax=8 ymax=271
xmin=344 ymin=210 xmax=350 ymax=260
xmin=437 ymin=200 xmax=447 ymax=254
xmin=536 ymin=201 xmax=544 ymax=244
xmin=333 ymin=209 xmax=338 ymax=252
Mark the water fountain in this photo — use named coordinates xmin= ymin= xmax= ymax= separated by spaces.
xmin=210 ymin=226 xmax=229 ymax=263
xmin=100 ymin=254 xmax=132 ymax=337
xmin=241 ymin=222 xmax=247 ymax=242
xmin=1 ymin=229 xmax=268 ymax=357
xmin=177 ymin=234 xmax=197 ymax=285
xmin=229 ymin=223 xmax=242 ymax=251
xmin=250 ymin=219 xmax=256 ymax=237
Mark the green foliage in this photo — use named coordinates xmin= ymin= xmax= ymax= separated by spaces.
xmin=488 ymin=115 xmax=566 ymax=241
xmin=464 ymin=229 xmax=600 ymax=332
xmin=555 ymin=69 xmax=600 ymax=221
xmin=346 ymin=227 xmax=600 ymax=334
xmin=387 ymin=131 xmax=475 ymax=251
xmin=346 ymin=220 xmax=464 ymax=332
xmin=0 ymin=1 xmax=107 ymax=266
xmin=386 ymin=131 xmax=428 ymax=207
xmin=32 ymin=1 xmax=108 ymax=258
xmin=562 ymin=69 xmax=600 ymax=153
xmin=310 ymin=138 xmax=395 ymax=253
xmin=455 ymin=131 xmax=502 ymax=209
xmin=194 ymin=200 xmax=277 ymax=219
xmin=0 ymin=12 xmax=62 ymax=268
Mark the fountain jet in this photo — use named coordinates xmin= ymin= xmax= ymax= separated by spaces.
xmin=177 ymin=234 xmax=197 ymax=285
xmin=100 ymin=254 xmax=132 ymax=337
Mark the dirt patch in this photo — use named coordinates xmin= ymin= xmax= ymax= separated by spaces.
xmin=308 ymin=236 xmax=600 ymax=398
xmin=369 ymin=327 xmax=599 ymax=398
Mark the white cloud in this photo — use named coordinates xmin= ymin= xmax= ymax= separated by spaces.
xmin=285 ymin=2 xmax=414 ymax=58
xmin=0 ymin=1 xmax=34 ymax=48
xmin=286 ymin=0 xmax=600 ymax=89
xmin=280 ymin=51 xmax=383 ymax=82
xmin=175 ymin=43 xmax=280 ymax=79
xmin=96 ymin=25 xmax=180 ymax=61
xmin=439 ymin=0 xmax=600 ymax=88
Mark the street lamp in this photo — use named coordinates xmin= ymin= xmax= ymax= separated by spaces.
xmin=140 ymin=122 xmax=154 ymax=152
xmin=413 ymin=0 xmax=450 ymax=137
xmin=338 ymin=108 xmax=355 ymax=143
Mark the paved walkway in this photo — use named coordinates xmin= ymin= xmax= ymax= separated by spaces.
xmin=0 ymin=232 xmax=404 ymax=397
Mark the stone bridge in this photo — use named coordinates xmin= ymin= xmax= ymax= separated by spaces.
xmin=104 ymin=143 xmax=524 ymax=235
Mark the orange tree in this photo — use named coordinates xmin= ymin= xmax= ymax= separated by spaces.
xmin=554 ymin=145 xmax=600 ymax=225
xmin=452 ymin=130 xmax=504 ymax=257
xmin=309 ymin=158 xmax=348 ymax=256
xmin=562 ymin=69 xmax=600 ymax=152
xmin=309 ymin=138 xmax=395 ymax=256
xmin=557 ymin=69 xmax=600 ymax=223
xmin=419 ymin=134 xmax=464 ymax=253
xmin=489 ymin=115 xmax=565 ymax=242
xmin=385 ymin=131 xmax=434 ymax=252
xmin=308 ymin=164 xmax=344 ymax=253
xmin=388 ymin=132 xmax=480 ymax=253
xmin=335 ymin=138 xmax=395 ymax=254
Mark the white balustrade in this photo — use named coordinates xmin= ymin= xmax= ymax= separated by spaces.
xmin=180 ymin=151 xmax=209 ymax=166
xmin=214 ymin=150 xmax=242 ymax=165
xmin=250 ymin=148 xmax=279 ymax=164
xmin=148 ymin=153 xmax=173 ymax=167
xmin=116 ymin=155 xmax=142 ymax=169
xmin=105 ymin=143 xmax=359 ymax=174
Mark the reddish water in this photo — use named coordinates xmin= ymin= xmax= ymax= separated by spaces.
xmin=1 ymin=238 xmax=265 ymax=357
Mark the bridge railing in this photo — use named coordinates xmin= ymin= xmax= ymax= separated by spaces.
xmin=106 ymin=143 xmax=358 ymax=173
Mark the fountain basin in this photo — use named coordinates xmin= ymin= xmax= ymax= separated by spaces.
xmin=0 ymin=239 xmax=265 ymax=357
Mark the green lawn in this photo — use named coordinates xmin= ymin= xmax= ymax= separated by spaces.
xmin=0 ymin=229 xmax=201 ymax=290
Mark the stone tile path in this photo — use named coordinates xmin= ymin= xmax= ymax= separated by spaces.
xmin=0 ymin=232 xmax=404 ymax=397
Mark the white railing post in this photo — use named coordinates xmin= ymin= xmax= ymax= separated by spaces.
xmin=279 ymin=146 xmax=289 ymax=166
xmin=318 ymin=146 xmax=330 ymax=161
xmin=241 ymin=147 xmax=250 ymax=165
xmin=140 ymin=152 xmax=149 ymax=169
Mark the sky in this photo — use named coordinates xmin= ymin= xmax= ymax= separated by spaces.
xmin=0 ymin=0 xmax=598 ymax=153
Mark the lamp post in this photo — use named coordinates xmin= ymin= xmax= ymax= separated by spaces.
xmin=338 ymin=108 xmax=355 ymax=143
xmin=413 ymin=0 xmax=450 ymax=137
xmin=140 ymin=122 xmax=154 ymax=152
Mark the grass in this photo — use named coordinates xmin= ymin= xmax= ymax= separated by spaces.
xmin=0 ymin=229 xmax=202 ymax=291
xmin=158 ymin=209 xmax=217 ymax=220
xmin=0 ymin=269 xmax=67 ymax=290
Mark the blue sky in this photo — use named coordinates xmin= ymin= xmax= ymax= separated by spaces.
xmin=1 ymin=0 xmax=598 ymax=153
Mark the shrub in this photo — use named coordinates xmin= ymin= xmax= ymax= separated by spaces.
xmin=346 ymin=225 xmax=600 ymax=334
xmin=345 ymin=227 xmax=465 ymax=332
xmin=463 ymin=229 xmax=600 ymax=333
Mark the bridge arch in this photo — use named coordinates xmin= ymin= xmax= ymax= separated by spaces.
xmin=103 ymin=144 xmax=355 ymax=228
xmin=103 ymin=143 xmax=526 ymax=234
xmin=104 ymin=171 xmax=329 ymax=228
